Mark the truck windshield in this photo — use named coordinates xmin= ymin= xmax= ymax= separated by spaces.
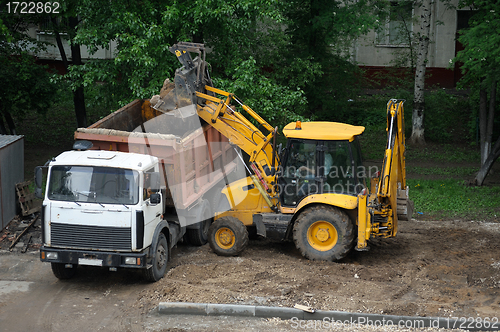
xmin=48 ymin=166 xmax=139 ymax=205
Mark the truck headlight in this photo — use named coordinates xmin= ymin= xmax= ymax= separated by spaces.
xmin=124 ymin=257 xmax=137 ymax=265
xmin=46 ymin=252 xmax=58 ymax=260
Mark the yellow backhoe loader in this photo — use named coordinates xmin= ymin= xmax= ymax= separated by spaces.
xmin=158 ymin=42 xmax=413 ymax=261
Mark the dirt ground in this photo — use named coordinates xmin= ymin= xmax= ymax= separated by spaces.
xmin=4 ymin=214 xmax=499 ymax=322
xmin=136 ymin=218 xmax=500 ymax=320
xmin=1 ymin=144 xmax=498 ymax=330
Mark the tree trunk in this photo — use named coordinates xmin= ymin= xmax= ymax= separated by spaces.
xmin=73 ymin=86 xmax=86 ymax=128
xmin=486 ymin=80 xmax=496 ymax=159
xmin=475 ymin=80 xmax=497 ymax=185
xmin=409 ymin=0 xmax=432 ymax=146
xmin=0 ymin=113 xmax=7 ymax=135
xmin=68 ymin=16 xmax=87 ymax=128
xmin=475 ymin=133 xmax=500 ymax=186
xmin=479 ymin=87 xmax=488 ymax=164
xmin=50 ymin=16 xmax=68 ymax=69
xmin=52 ymin=15 xmax=87 ymax=128
xmin=3 ymin=109 xmax=16 ymax=135
xmin=0 ymin=100 xmax=16 ymax=135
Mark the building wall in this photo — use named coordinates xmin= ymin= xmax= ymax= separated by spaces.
xmin=354 ymin=0 xmax=468 ymax=88
xmin=26 ymin=27 xmax=117 ymax=62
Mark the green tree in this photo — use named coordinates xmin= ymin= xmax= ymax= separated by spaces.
xmin=43 ymin=1 xmax=88 ymax=127
xmin=0 ymin=9 xmax=57 ymax=134
xmin=280 ymin=0 xmax=383 ymax=121
xmin=71 ymin=0 xmax=302 ymax=127
xmin=69 ymin=0 xmax=387 ymax=127
xmin=454 ymin=0 xmax=500 ymax=185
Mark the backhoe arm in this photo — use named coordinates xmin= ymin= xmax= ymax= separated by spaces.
xmin=378 ymin=99 xmax=407 ymax=199
xmin=357 ymin=99 xmax=413 ymax=250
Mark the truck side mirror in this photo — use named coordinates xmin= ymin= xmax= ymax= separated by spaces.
xmin=34 ymin=166 xmax=43 ymax=199
xmin=149 ymin=193 xmax=161 ymax=205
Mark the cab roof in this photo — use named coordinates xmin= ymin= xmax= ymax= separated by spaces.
xmin=282 ymin=121 xmax=365 ymax=141
xmin=50 ymin=150 xmax=157 ymax=171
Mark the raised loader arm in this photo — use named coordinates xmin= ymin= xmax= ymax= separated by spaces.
xmin=195 ymin=86 xmax=279 ymax=194
xmin=166 ymin=42 xmax=279 ymax=206
xmin=357 ymin=99 xmax=413 ymax=250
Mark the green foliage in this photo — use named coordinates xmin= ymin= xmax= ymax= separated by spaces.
xmin=0 ymin=10 xmax=57 ymax=130
xmin=358 ymin=91 xmax=478 ymax=161
xmin=0 ymin=18 xmax=11 ymax=42
xmin=15 ymin=82 xmax=110 ymax=146
xmin=71 ymin=0 xmax=285 ymax=108
xmin=285 ymin=0 xmax=382 ymax=59
xmin=408 ymin=166 xmax=477 ymax=177
xmin=424 ymin=90 xmax=474 ymax=143
xmin=407 ymin=143 xmax=480 ymax=163
xmin=0 ymin=53 xmax=57 ymax=116
xmin=214 ymin=57 xmax=308 ymax=130
xmin=282 ymin=0 xmax=386 ymax=120
xmin=454 ymin=0 xmax=500 ymax=89
xmin=408 ymin=178 xmax=500 ymax=220
xmin=0 ymin=9 xmax=49 ymax=54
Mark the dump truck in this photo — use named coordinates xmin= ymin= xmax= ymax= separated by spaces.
xmin=157 ymin=42 xmax=413 ymax=261
xmin=36 ymin=98 xmax=240 ymax=281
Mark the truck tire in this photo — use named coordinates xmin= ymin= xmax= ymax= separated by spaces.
xmin=144 ymin=233 xmax=168 ymax=282
xmin=186 ymin=200 xmax=212 ymax=246
xmin=51 ymin=262 xmax=77 ymax=280
xmin=293 ymin=205 xmax=354 ymax=261
xmin=208 ymin=217 xmax=248 ymax=256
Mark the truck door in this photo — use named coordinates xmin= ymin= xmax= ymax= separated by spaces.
xmin=140 ymin=170 xmax=163 ymax=249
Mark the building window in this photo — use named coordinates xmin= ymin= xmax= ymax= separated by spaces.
xmin=376 ymin=1 xmax=413 ymax=46
xmin=37 ymin=16 xmax=68 ymax=34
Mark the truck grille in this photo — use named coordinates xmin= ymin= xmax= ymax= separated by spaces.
xmin=50 ymin=223 xmax=132 ymax=251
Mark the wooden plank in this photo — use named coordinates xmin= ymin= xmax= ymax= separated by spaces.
xmin=9 ymin=215 xmax=39 ymax=251
xmin=15 ymin=182 xmax=41 ymax=216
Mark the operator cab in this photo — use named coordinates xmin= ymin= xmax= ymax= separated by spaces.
xmin=279 ymin=121 xmax=366 ymax=207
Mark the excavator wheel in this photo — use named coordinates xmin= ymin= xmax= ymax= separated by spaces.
xmin=293 ymin=205 xmax=354 ymax=261
xmin=208 ymin=217 xmax=248 ymax=256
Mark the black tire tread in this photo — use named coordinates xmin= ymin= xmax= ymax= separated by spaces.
xmin=208 ymin=216 xmax=249 ymax=256
xmin=144 ymin=233 xmax=168 ymax=282
xmin=186 ymin=228 xmax=204 ymax=246
xmin=293 ymin=205 xmax=354 ymax=261
xmin=186 ymin=201 xmax=212 ymax=246
xmin=51 ymin=262 xmax=77 ymax=280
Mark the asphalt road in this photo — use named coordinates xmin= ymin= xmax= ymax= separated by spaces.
xmin=0 ymin=251 xmax=152 ymax=331
xmin=0 ymin=251 xmax=312 ymax=332
xmin=0 ymin=250 xmax=470 ymax=332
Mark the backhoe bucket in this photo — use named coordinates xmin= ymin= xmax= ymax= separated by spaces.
xmin=397 ymin=185 xmax=414 ymax=221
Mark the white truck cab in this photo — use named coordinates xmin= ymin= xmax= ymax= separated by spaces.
xmin=38 ymin=150 xmax=176 ymax=281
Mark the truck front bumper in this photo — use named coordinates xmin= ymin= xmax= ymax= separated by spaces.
xmin=40 ymin=246 xmax=148 ymax=269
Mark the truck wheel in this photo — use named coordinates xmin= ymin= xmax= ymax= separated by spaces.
xmin=144 ymin=233 xmax=168 ymax=282
xmin=186 ymin=200 xmax=212 ymax=246
xmin=293 ymin=205 xmax=354 ymax=261
xmin=208 ymin=217 xmax=248 ymax=256
xmin=51 ymin=262 xmax=77 ymax=280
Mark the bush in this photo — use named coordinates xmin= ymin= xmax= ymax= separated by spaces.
xmin=424 ymin=90 xmax=474 ymax=143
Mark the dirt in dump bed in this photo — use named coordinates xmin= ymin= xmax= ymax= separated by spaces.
xmin=137 ymin=219 xmax=500 ymax=320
